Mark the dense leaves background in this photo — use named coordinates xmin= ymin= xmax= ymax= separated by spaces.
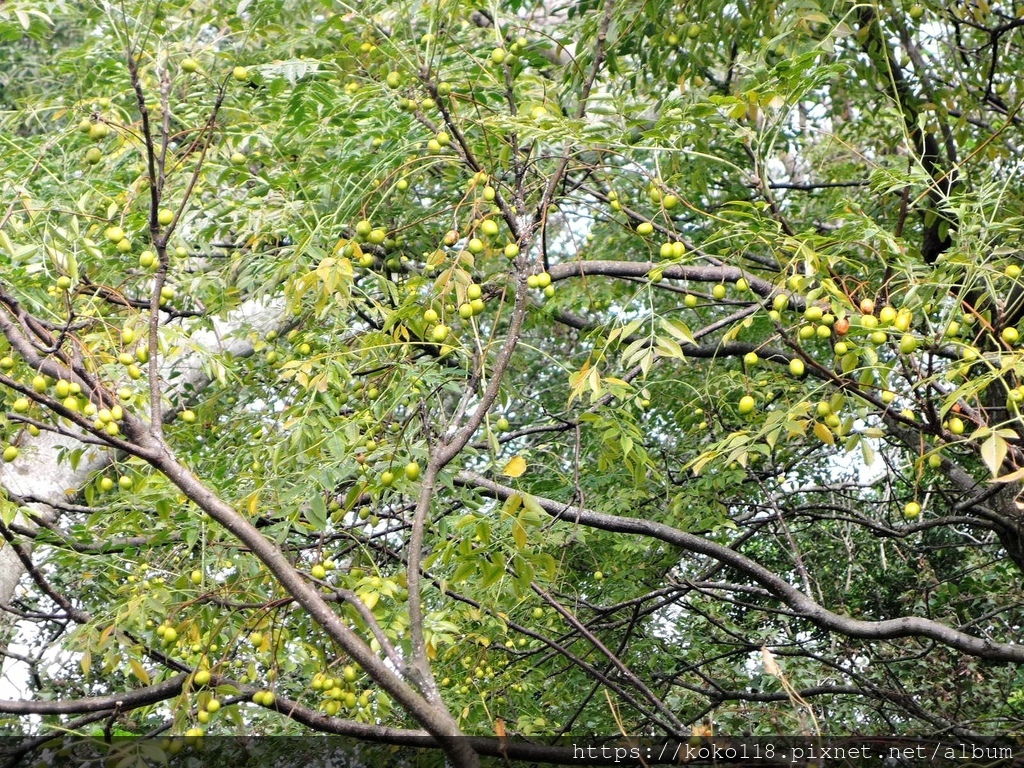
xmin=0 ymin=0 xmax=1023 ymax=764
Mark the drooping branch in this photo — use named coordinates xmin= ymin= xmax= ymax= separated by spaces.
xmin=458 ymin=471 xmax=1024 ymax=663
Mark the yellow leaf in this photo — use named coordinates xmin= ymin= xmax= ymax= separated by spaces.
xmin=512 ymin=520 xmax=528 ymax=549
xmin=813 ymin=421 xmax=834 ymax=445
xmin=502 ymin=456 xmax=527 ymax=478
xmin=129 ymin=658 xmax=151 ymax=685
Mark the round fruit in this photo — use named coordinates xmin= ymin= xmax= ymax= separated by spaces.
xmin=904 ymin=501 xmax=921 ymax=518
xmin=859 ymin=298 xmax=875 ymax=315
xmin=0 ymin=357 xmax=13 ymax=370
xmin=789 ymin=358 xmax=805 ymax=377
xmin=431 ymin=325 xmax=449 ymax=343
xmin=190 ymin=569 xmax=203 ymax=585
xmin=139 ymin=251 xmax=156 ymax=268
xmin=85 ymin=147 xmax=103 ymax=164
xmin=157 ymin=208 xmax=174 ymax=226
xmin=1003 ymin=327 xmax=1020 ymax=344
xmin=496 ymin=416 xmax=510 ymax=432
xmin=230 ymin=152 xmax=247 ymax=166
xmin=743 ymin=352 xmax=758 ymax=366
xmin=311 ymin=564 xmax=327 ymax=580
xmin=404 ymin=461 xmax=421 ymax=481
xmin=32 ymin=375 xmax=47 ymax=393
xmin=380 ymin=470 xmax=395 ymax=487
xmin=181 ymin=410 xmax=196 ymax=423
xmin=12 ymin=398 xmax=29 ymax=413
xmin=3 ymin=446 xmax=18 ymax=462
xmin=593 ymin=570 xmax=604 ymax=580
xmin=899 ymin=334 xmax=918 ymax=354
xmin=738 ymin=395 xmax=756 ymax=415
xmin=193 ymin=669 xmax=211 ymax=686
xmin=712 ymin=284 xmax=727 ymax=300
xmin=232 ymin=66 xmax=249 ymax=81
xmin=684 ymin=294 xmax=698 ymax=308
xmin=636 ymin=222 xmax=654 ymax=236
xmin=948 ymin=417 xmax=966 ymax=435
xmin=206 ymin=698 xmax=221 ymax=713
xmin=119 ymin=476 xmax=134 ymax=490
xmin=909 ymin=4 xmax=924 ymax=20
xmin=490 ymin=48 xmax=507 ymax=65
xmin=249 ymin=632 xmax=264 ymax=647
xmin=181 ymin=58 xmax=199 ymax=73
xmin=804 ymin=305 xmax=823 ymax=322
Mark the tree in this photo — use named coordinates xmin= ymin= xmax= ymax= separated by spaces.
xmin=0 ymin=0 xmax=1023 ymax=764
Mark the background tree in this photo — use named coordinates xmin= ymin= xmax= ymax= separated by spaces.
xmin=0 ymin=0 xmax=1023 ymax=765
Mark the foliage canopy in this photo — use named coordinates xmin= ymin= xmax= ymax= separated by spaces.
xmin=1 ymin=0 xmax=1024 ymax=764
